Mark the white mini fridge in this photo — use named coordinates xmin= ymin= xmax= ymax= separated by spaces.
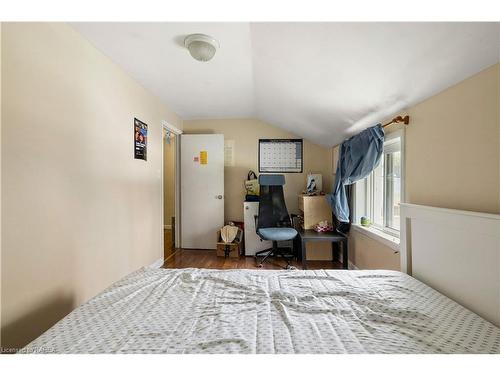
xmin=243 ymin=201 xmax=272 ymax=256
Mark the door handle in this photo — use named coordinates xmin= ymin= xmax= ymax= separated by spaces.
xmin=216 ymin=195 xmax=223 ymax=199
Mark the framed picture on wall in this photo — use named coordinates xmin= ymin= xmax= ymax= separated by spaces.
xmin=134 ymin=118 xmax=148 ymax=161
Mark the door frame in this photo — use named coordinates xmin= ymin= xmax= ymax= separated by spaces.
xmin=161 ymin=121 xmax=182 ymax=251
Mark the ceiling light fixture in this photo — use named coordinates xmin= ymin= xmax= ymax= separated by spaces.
xmin=184 ymin=34 xmax=219 ymax=62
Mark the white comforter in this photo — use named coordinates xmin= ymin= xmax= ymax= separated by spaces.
xmin=25 ymin=268 xmax=500 ymax=353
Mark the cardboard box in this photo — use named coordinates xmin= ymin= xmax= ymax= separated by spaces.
xmin=216 ymin=228 xmax=243 ymax=258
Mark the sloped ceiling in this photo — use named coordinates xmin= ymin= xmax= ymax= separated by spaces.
xmin=70 ymin=22 xmax=500 ymax=147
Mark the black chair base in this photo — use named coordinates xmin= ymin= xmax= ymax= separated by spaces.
xmin=255 ymin=241 xmax=295 ymax=269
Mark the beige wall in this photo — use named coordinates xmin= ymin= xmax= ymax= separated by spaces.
xmin=0 ymin=22 xmax=3 ymax=348
xmin=163 ymin=132 xmax=175 ymax=226
xmin=348 ymin=63 xmax=500 ymax=270
xmin=349 ymin=232 xmax=400 ymax=271
xmin=1 ymin=23 xmax=182 ymax=348
xmin=405 ymin=63 xmax=499 ymax=214
xmin=183 ymin=119 xmax=333 ymax=222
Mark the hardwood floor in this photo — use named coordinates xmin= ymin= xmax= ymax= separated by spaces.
xmin=163 ymin=248 xmax=343 ymax=270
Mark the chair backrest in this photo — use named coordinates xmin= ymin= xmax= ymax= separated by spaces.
xmin=257 ymin=174 xmax=291 ymax=229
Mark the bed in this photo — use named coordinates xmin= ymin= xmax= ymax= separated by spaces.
xmin=24 ymin=267 xmax=500 ymax=354
xmin=23 ymin=204 xmax=500 ymax=354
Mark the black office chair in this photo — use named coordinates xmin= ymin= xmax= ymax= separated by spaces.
xmin=254 ymin=174 xmax=298 ymax=269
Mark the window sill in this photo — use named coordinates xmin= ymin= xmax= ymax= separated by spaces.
xmin=351 ymin=224 xmax=400 ymax=252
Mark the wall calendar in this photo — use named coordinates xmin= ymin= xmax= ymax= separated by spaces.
xmin=258 ymin=139 xmax=303 ymax=173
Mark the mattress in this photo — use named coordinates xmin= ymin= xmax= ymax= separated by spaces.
xmin=24 ymin=267 xmax=500 ymax=354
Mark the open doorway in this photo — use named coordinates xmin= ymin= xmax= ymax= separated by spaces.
xmin=162 ymin=122 xmax=182 ymax=262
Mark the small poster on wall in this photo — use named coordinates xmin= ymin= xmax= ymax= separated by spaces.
xmin=134 ymin=118 xmax=148 ymax=161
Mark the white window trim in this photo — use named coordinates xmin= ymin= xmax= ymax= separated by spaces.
xmin=352 ymin=128 xmax=405 ymax=248
xmin=389 ymin=128 xmax=406 ymax=211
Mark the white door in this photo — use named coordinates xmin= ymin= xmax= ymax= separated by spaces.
xmin=181 ymin=134 xmax=224 ymax=249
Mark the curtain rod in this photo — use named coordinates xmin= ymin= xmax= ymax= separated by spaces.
xmin=382 ymin=115 xmax=410 ymax=128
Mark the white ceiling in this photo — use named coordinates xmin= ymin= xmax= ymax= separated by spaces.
xmin=71 ymin=22 xmax=500 ymax=147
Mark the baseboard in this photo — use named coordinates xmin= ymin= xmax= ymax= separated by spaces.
xmin=148 ymin=258 xmax=165 ymax=269
xmin=348 ymin=261 xmax=359 ymax=270
xmin=164 ymin=225 xmax=172 ymax=230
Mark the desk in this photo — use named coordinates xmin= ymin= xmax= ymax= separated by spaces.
xmin=297 ymin=230 xmax=348 ymax=269
xmin=297 ymin=194 xmax=334 ymax=260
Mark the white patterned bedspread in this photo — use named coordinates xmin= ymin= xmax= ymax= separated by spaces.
xmin=25 ymin=268 xmax=500 ymax=353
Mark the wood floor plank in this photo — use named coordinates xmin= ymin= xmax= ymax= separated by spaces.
xmin=163 ymin=249 xmax=343 ymax=270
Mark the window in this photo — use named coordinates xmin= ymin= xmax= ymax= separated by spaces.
xmin=354 ymin=130 xmax=404 ymax=237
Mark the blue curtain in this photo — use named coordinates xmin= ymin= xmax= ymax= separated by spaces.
xmin=327 ymin=124 xmax=384 ymax=223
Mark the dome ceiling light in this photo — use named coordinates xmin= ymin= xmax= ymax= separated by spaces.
xmin=184 ymin=34 xmax=219 ymax=62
